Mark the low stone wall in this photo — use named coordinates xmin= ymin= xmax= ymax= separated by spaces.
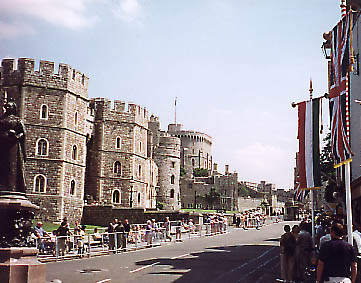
xmin=82 ymin=205 xmax=202 ymax=226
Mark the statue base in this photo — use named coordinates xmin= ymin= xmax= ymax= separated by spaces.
xmin=0 ymin=247 xmax=46 ymax=283
xmin=0 ymin=191 xmax=39 ymax=248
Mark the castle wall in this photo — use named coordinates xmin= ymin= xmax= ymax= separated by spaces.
xmin=0 ymin=58 xmax=89 ymax=223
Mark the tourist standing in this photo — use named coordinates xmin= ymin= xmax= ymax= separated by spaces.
xmin=123 ymin=219 xmax=131 ymax=250
xmin=295 ymin=222 xmax=313 ymax=282
xmin=317 ymin=223 xmax=357 ymax=283
xmin=164 ymin=217 xmax=172 ymax=242
xmin=280 ymin=225 xmax=296 ymax=282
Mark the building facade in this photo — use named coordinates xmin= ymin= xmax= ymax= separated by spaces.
xmin=0 ymin=58 xmax=181 ymax=223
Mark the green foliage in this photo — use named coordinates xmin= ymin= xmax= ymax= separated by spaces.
xmin=320 ymin=132 xmax=335 ymax=183
xmin=156 ymin=201 xmax=165 ymax=210
xmin=193 ymin=168 xmax=208 ymax=177
xmin=180 ymin=166 xmax=186 ymax=177
xmin=204 ymin=188 xmax=220 ymax=209
xmin=238 ymin=184 xmax=250 ymax=197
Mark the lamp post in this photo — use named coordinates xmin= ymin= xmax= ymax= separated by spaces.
xmin=129 ymin=185 xmax=134 ymax=208
xmin=321 ymin=39 xmax=331 ymax=60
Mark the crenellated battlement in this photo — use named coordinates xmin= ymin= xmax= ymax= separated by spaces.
xmin=91 ymin=98 xmax=150 ymax=126
xmin=1 ymin=58 xmax=88 ymax=98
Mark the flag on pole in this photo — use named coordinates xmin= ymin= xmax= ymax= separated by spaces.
xmin=294 ymin=173 xmax=309 ymax=202
xmin=297 ymin=98 xmax=322 ymax=190
xmin=329 ymin=11 xmax=353 ymax=167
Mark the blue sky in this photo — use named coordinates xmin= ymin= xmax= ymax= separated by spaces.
xmin=0 ymin=0 xmax=343 ymax=189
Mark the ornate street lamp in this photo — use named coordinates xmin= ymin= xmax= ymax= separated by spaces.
xmin=322 ymin=40 xmax=331 ymax=60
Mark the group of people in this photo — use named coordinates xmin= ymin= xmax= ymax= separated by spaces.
xmin=233 ymin=210 xmax=266 ymax=230
xmin=204 ymin=214 xmax=228 ymax=234
xmin=280 ymin=215 xmax=358 ymax=283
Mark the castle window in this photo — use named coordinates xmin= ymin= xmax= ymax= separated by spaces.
xmin=192 ymin=159 xmax=195 ymax=167
xmin=171 ymin=175 xmax=175 ymax=184
xmin=70 ymin=180 xmax=76 ymax=196
xmin=114 ymin=161 xmax=122 ymax=175
xmin=171 ymin=161 xmax=175 ymax=168
xmin=72 ymin=145 xmax=77 ymax=160
xmin=170 ymin=189 xmax=175 ymax=198
xmin=188 ymin=183 xmax=193 ymax=189
xmin=72 ymin=70 xmax=76 ymax=80
xmin=40 ymin=105 xmax=48 ymax=120
xmin=81 ymin=74 xmax=85 ymax=85
xmin=138 ymin=165 xmax=142 ymax=177
xmin=34 ymin=175 xmax=46 ymax=193
xmin=36 ymin=138 xmax=48 ymax=156
xmin=116 ymin=137 xmax=122 ymax=149
xmin=112 ymin=190 xmax=121 ymax=204
xmin=137 ymin=192 xmax=141 ymax=204
xmin=139 ymin=142 xmax=142 ymax=153
xmin=74 ymin=112 xmax=78 ymax=126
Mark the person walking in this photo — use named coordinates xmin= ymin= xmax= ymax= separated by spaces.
xmin=123 ymin=219 xmax=131 ymax=250
xmin=295 ymin=222 xmax=313 ymax=282
xmin=316 ymin=223 xmax=357 ymax=283
xmin=280 ymin=225 xmax=296 ymax=282
xmin=164 ymin=217 xmax=172 ymax=242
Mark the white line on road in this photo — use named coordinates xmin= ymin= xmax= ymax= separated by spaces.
xmin=171 ymin=253 xmax=190 ymax=259
xmin=129 ymin=262 xmax=160 ymax=273
xmin=97 ymin=279 xmax=111 ymax=283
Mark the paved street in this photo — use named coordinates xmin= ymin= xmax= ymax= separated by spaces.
xmin=46 ymin=221 xmax=297 ymax=283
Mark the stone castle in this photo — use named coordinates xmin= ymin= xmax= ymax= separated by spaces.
xmin=0 ymin=58 xmax=181 ymax=223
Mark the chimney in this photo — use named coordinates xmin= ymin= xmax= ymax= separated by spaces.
xmin=213 ymin=163 xmax=218 ymax=172
xmin=225 ymin=165 xmax=229 ymax=174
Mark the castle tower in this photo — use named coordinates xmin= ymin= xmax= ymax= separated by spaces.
xmin=85 ymin=99 xmax=158 ymax=209
xmin=167 ymin=124 xmax=213 ymax=175
xmin=0 ymin=58 xmax=91 ymax=223
xmin=154 ymin=135 xmax=181 ymax=210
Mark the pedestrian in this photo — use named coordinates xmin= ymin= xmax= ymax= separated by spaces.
xmin=107 ymin=218 xmax=119 ymax=253
xmin=280 ymin=225 xmax=296 ymax=282
xmin=34 ymin=222 xmax=50 ymax=254
xmin=151 ymin=219 xmax=159 ymax=242
xmin=56 ymin=221 xmax=71 ymax=256
xmin=316 ymin=223 xmax=357 ymax=283
xmin=145 ymin=220 xmax=153 ymax=246
xmin=164 ymin=217 xmax=172 ymax=242
xmin=115 ymin=219 xmax=124 ymax=250
xmin=123 ymin=219 xmax=131 ymax=250
xmin=295 ymin=221 xmax=313 ymax=282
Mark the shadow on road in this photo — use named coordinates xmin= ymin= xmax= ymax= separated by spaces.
xmin=134 ymin=244 xmax=280 ymax=283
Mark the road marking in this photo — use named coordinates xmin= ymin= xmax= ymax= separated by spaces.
xmin=171 ymin=253 xmax=190 ymax=259
xmin=210 ymin=246 xmax=277 ymax=283
xmin=237 ymin=255 xmax=279 ymax=283
xmin=129 ymin=262 xmax=160 ymax=273
xmin=97 ymin=279 xmax=111 ymax=283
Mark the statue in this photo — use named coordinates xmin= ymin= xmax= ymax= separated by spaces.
xmin=0 ymin=101 xmax=27 ymax=193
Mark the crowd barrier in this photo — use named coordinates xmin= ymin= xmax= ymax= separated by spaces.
xmin=34 ymin=222 xmax=228 ymax=262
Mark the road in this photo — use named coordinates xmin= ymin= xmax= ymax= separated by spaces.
xmin=46 ymin=221 xmax=297 ymax=283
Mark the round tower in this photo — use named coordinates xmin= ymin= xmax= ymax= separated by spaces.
xmin=154 ymin=135 xmax=181 ymax=210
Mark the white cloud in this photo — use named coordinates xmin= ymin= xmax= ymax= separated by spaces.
xmin=0 ymin=20 xmax=35 ymax=39
xmin=112 ymin=0 xmax=143 ymax=23
xmin=0 ymin=0 xmax=98 ymax=38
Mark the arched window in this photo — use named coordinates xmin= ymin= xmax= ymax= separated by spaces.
xmin=34 ymin=175 xmax=46 ymax=193
xmin=72 ymin=145 xmax=77 ymax=160
xmin=36 ymin=138 xmax=48 ymax=156
xmin=139 ymin=142 xmax=142 ymax=152
xmin=40 ymin=105 xmax=48 ymax=120
xmin=74 ymin=112 xmax=78 ymax=126
xmin=170 ymin=189 xmax=175 ymax=198
xmin=114 ymin=161 xmax=121 ymax=175
xmin=112 ymin=190 xmax=121 ymax=204
xmin=170 ymin=175 xmax=175 ymax=184
xmin=138 ymin=192 xmax=141 ymax=204
xmin=116 ymin=137 xmax=122 ymax=149
xmin=192 ymin=159 xmax=195 ymax=167
xmin=70 ymin=180 xmax=75 ymax=195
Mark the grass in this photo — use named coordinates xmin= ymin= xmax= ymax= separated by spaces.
xmin=32 ymin=220 xmax=107 ymax=234
xmin=181 ymin=209 xmax=241 ymax=214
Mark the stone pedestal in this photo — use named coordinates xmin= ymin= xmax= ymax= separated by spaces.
xmin=0 ymin=248 xmax=46 ymax=283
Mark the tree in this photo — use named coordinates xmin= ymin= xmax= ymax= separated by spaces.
xmin=204 ymin=187 xmax=220 ymax=209
xmin=193 ymin=168 xmax=208 ymax=177
xmin=320 ymin=132 xmax=335 ymax=183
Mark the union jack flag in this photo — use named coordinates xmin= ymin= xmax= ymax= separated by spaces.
xmin=329 ymin=12 xmax=353 ymax=166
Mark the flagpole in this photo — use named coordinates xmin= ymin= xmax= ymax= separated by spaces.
xmin=345 ymin=159 xmax=353 ymax=244
xmin=310 ymin=182 xmax=315 ymax=249
xmin=309 ymin=79 xmax=315 ymax=248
